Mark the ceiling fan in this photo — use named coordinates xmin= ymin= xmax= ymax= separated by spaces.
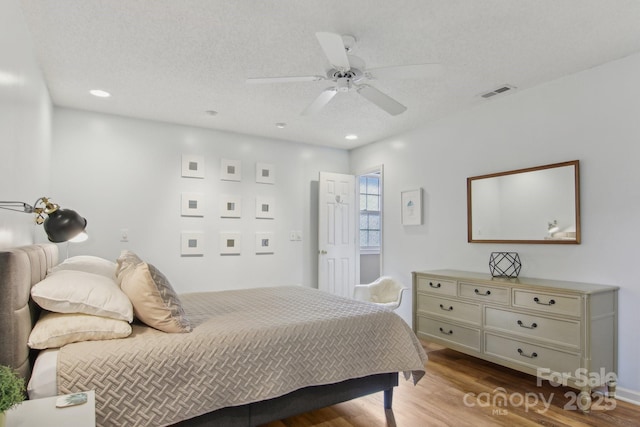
xmin=246 ymin=32 xmax=444 ymax=116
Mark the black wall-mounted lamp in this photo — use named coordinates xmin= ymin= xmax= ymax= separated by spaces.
xmin=0 ymin=197 xmax=87 ymax=243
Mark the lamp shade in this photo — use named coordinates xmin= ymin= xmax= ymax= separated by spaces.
xmin=43 ymin=208 xmax=87 ymax=243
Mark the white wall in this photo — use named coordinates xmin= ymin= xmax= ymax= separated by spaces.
xmin=51 ymin=108 xmax=349 ymax=291
xmin=0 ymin=0 xmax=52 ymax=248
xmin=360 ymin=253 xmax=380 ymax=283
xmin=350 ymin=52 xmax=640 ymax=400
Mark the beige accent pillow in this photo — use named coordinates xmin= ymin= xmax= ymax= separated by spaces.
xmin=31 ymin=270 xmax=133 ymax=322
xmin=120 ymin=262 xmax=192 ymax=333
xmin=28 ymin=312 xmax=132 ymax=349
xmin=49 ymin=255 xmax=117 ymax=279
xmin=115 ymin=250 xmax=143 ymax=286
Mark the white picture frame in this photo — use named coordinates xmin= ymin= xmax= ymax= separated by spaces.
xmin=255 ymin=232 xmax=275 ymax=254
xmin=220 ymin=232 xmax=242 ymax=255
xmin=181 ymin=232 xmax=204 ymax=255
xmin=401 ymin=188 xmax=422 ymax=225
xmin=181 ymin=192 xmax=204 ymax=217
xmin=219 ymin=195 xmax=242 ymax=218
xmin=181 ymin=155 xmax=205 ymax=178
xmin=255 ymin=197 xmax=275 ymax=219
xmin=220 ymin=158 xmax=241 ymax=181
xmin=255 ymin=162 xmax=275 ymax=184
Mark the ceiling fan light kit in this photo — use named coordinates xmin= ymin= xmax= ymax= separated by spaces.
xmin=246 ymin=31 xmax=442 ymax=116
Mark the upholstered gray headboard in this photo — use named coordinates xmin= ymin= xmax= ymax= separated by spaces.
xmin=0 ymin=244 xmax=58 ymax=380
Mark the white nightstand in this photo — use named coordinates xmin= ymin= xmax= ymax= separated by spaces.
xmin=6 ymin=391 xmax=95 ymax=427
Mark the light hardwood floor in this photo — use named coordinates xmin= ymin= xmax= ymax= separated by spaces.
xmin=262 ymin=340 xmax=639 ymax=427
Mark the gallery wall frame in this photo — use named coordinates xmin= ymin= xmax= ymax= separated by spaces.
xmin=401 ymin=188 xmax=422 ymax=225
xmin=220 ymin=195 xmax=242 ymax=218
xmin=181 ymin=155 xmax=205 ymax=178
xmin=255 ymin=232 xmax=275 ymax=254
xmin=181 ymin=192 xmax=204 ymax=217
xmin=220 ymin=232 xmax=242 ymax=255
xmin=256 ymin=162 xmax=275 ymax=184
xmin=255 ymin=197 xmax=275 ymax=219
xmin=181 ymin=232 xmax=204 ymax=256
xmin=221 ymin=158 xmax=242 ymax=181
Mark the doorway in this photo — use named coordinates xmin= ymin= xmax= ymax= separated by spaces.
xmin=317 ymin=172 xmax=357 ymax=297
xmin=358 ymin=166 xmax=383 ymax=284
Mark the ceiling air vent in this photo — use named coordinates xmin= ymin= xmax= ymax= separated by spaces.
xmin=480 ymin=85 xmax=517 ymax=99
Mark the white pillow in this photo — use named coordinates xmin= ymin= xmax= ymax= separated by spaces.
xmin=28 ymin=312 xmax=132 ymax=349
xmin=49 ymin=255 xmax=117 ymax=279
xmin=32 ymin=270 xmax=133 ymax=322
xmin=27 ymin=348 xmax=59 ymax=399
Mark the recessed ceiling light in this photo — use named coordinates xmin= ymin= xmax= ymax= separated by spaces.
xmin=345 ymin=134 xmax=358 ymax=140
xmin=275 ymin=122 xmax=287 ymax=128
xmin=205 ymin=110 xmax=218 ymax=116
xmin=89 ymin=89 xmax=111 ymax=98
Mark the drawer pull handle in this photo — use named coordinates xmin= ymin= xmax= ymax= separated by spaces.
xmin=439 ymin=327 xmax=453 ymax=335
xmin=439 ymin=304 xmax=453 ymax=311
xmin=474 ymin=289 xmax=491 ymax=296
xmin=517 ymin=320 xmax=538 ymax=329
xmin=533 ymin=297 xmax=556 ymax=306
xmin=429 ymin=282 xmax=441 ymax=289
xmin=517 ymin=348 xmax=538 ymax=359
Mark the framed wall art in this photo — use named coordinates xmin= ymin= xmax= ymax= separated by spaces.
xmin=181 ymin=232 xmax=204 ymax=256
xmin=220 ymin=232 xmax=242 ymax=255
xmin=181 ymin=155 xmax=205 ymax=178
xmin=401 ymin=188 xmax=422 ymax=225
xmin=220 ymin=158 xmax=241 ymax=181
xmin=255 ymin=197 xmax=275 ymax=219
xmin=181 ymin=192 xmax=204 ymax=217
xmin=255 ymin=232 xmax=275 ymax=254
xmin=256 ymin=162 xmax=275 ymax=184
xmin=219 ymin=195 xmax=242 ymax=218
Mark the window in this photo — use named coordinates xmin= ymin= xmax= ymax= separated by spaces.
xmin=359 ymin=174 xmax=380 ymax=252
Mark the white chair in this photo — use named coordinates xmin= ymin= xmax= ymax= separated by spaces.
xmin=353 ymin=276 xmax=407 ymax=310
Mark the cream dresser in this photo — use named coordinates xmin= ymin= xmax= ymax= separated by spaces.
xmin=412 ymin=270 xmax=618 ymax=411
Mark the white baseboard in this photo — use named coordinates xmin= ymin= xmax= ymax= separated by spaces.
xmin=615 ymin=387 xmax=640 ymax=406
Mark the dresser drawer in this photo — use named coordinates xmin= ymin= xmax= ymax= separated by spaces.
xmin=416 ymin=316 xmax=480 ymax=351
xmin=513 ymin=290 xmax=581 ymax=317
xmin=484 ymin=307 xmax=580 ymax=348
xmin=416 ymin=277 xmax=457 ymax=296
xmin=459 ymin=282 xmax=510 ymax=305
xmin=485 ymin=333 xmax=580 ymax=374
xmin=416 ymin=294 xmax=481 ymax=325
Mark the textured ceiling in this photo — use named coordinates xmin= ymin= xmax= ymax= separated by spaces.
xmin=18 ymin=0 xmax=640 ymax=149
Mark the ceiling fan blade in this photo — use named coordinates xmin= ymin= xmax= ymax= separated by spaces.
xmin=301 ymin=87 xmax=338 ymax=115
xmin=365 ymin=63 xmax=444 ymax=80
xmin=356 ymin=85 xmax=407 ymax=116
xmin=246 ymin=75 xmax=325 ymax=84
xmin=315 ymin=32 xmax=351 ymax=71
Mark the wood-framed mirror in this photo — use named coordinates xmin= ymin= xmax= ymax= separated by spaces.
xmin=467 ymin=160 xmax=580 ymax=244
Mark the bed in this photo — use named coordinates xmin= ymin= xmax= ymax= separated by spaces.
xmin=0 ymin=244 xmax=427 ymax=426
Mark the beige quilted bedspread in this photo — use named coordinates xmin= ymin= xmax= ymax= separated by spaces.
xmin=57 ymin=286 xmax=427 ymax=427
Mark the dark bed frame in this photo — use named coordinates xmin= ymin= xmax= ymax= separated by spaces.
xmin=0 ymin=244 xmax=398 ymax=426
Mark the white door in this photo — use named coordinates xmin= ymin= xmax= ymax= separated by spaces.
xmin=318 ymin=171 xmax=357 ymax=298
